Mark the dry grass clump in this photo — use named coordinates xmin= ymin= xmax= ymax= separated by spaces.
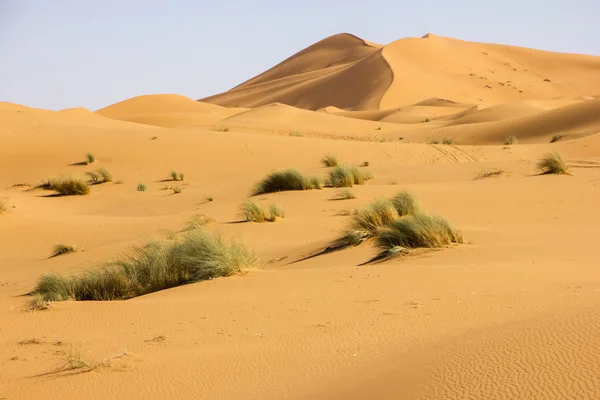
xmin=332 ymin=188 xmax=357 ymax=200
xmin=184 ymin=214 xmax=214 ymax=231
xmin=240 ymin=200 xmax=284 ymax=222
xmin=29 ymin=229 xmax=257 ymax=304
xmin=333 ymin=199 xmax=399 ymax=248
xmin=328 ymin=165 xmax=372 ymax=188
xmin=85 ymin=153 xmax=95 ymax=165
xmin=375 ymin=213 xmax=463 ymax=259
xmin=537 ymin=152 xmax=569 ymax=175
xmin=137 ymin=183 xmax=147 ymax=192
xmin=321 ymin=154 xmax=339 ymax=167
xmin=390 ymin=191 xmax=420 ymax=216
xmin=503 ymin=136 xmax=517 ymax=145
xmin=172 ymin=186 xmax=182 ymax=194
xmin=251 ymin=168 xmax=321 ymax=196
xmin=87 ymin=168 xmax=112 ymax=184
xmin=40 ymin=178 xmax=90 ymax=196
xmin=170 ymin=171 xmax=184 ymax=181
xmin=50 ymin=244 xmax=81 ymax=258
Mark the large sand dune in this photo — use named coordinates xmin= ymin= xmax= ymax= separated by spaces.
xmin=2 ymin=33 xmax=600 ymax=400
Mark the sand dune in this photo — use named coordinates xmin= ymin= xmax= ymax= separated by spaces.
xmin=2 ymin=32 xmax=600 ymax=400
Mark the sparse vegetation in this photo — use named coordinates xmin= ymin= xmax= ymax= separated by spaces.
xmin=251 ymin=168 xmax=321 ymax=196
xmin=390 ymin=191 xmax=419 ymax=216
xmin=332 ymin=188 xmax=357 ymax=200
xmin=170 ymin=171 xmax=184 ymax=181
xmin=86 ymin=171 xmax=100 ymax=183
xmin=537 ymin=152 xmax=569 ymax=175
xmin=321 ymin=154 xmax=339 ymax=167
xmin=375 ymin=213 xmax=463 ymax=259
xmin=328 ymin=165 xmax=372 ymax=188
xmin=96 ymin=168 xmax=113 ymax=182
xmin=442 ymin=138 xmax=453 ymax=145
xmin=475 ymin=169 xmax=506 ymax=180
xmin=550 ymin=134 xmax=563 ymax=143
xmin=40 ymin=178 xmax=90 ymax=196
xmin=172 ymin=186 xmax=182 ymax=194
xmin=85 ymin=153 xmax=95 ymax=165
xmin=207 ymin=196 xmax=214 ymax=202
xmin=0 ymin=200 xmax=7 ymax=214
xmin=29 ymin=229 xmax=257 ymax=303
xmin=503 ymin=136 xmax=517 ymax=145
xmin=362 ymin=161 xmax=370 ymax=167
xmin=240 ymin=201 xmax=284 ymax=222
xmin=137 ymin=183 xmax=147 ymax=192
xmin=184 ymin=214 xmax=214 ymax=230
xmin=50 ymin=244 xmax=81 ymax=258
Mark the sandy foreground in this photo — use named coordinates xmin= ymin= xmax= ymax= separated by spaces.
xmin=1 ymin=34 xmax=600 ymax=399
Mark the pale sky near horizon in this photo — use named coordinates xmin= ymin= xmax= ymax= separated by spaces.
xmin=1 ymin=0 xmax=598 ymax=111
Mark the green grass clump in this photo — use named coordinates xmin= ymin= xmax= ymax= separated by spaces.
xmin=333 ymin=188 xmax=357 ymax=200
xmin=50 ymin=244 xmax=81 ymax=258
xmin=321 ymin=154 xmax=339 ymax=167
xmin=390 ymin=191 xmax=419 ymax=216
xmin=45 ymin=178 xmax=90 ymax=196
xmin=550 ymin=134 xmax=563 ymax=143
xmin=251 ymin=168 xmax=320 ymax=196
xmin=85 ymin=153 xmax=95 ymax=165
xmin=240 ymin=201 xmax=284 ymax=222
xmin=503 ymin=136 xmax=517 ymax=145
xmin=442 ymin=138 xmax=453 ymax=145
xmin=137 ymin=183 xmax=147 ymax=192
xmin=328 ymin=165 xmax=372 ymax=188
xmin=537 ymin=152 xmax=569 ymax=175
xmin=375 ymin=213 xmax=463 ymax=259
xmin=30 ymin=230 xmax=257 ymax=303
xmin=171 ymin=171 xmax=184 ymax=181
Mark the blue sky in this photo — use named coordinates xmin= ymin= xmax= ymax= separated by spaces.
xmin=1 ymin=0 xmax=598 ymax=111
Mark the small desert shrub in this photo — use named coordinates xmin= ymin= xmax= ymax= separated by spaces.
xmin=47 ymin=178 xmax=90 ymax=196
xmin=333 ymin=189 xmax=357 ymax=200
xmin=375 ymin=213 xmax=463 ymax=259
xmin=390 ymin=191 xmax=419 ymax=216
xmin=30 ymin=230 xmax=257 ymax=302
xmin=0 ymin=200 xmax=7 ymax=214
xmin=442 ymin=138 xmax=453 ymax=145
xmin=50 ymin=244 xmax=81 ymax=258
xmin=171 ymin=171 xmax=184 ymax=181
xmin=268 ymin=204 xmax=285 ymax=220
xmin=85 ymin=153 xmax=95 ymax=164
xmin=172 ymin=186 xmax=182 ymax=194
xmin=328 ymin=166 xmax=372 ymax=188
xmin=96 ymin=168 xmax=112 ymax=182
xmin=184 ymin=214 xmax=214 ymax=230
xmin=475 ymin=169 xmax=505 ymax=180
xmin=321 ymin=154 xmax=339 ymax=167
xmin=252 ymin=169 xmax=320 ymax=196
xmin=503 ymin=136 xmax=517 ymax=145
xmin=137 ymin=183 xmax=147 ymax=192
xmin=332 ymin=200 xmax=398 ymax=249
xmin=362 ymin=161 xmax=370 ymax=167
xmin=550 ymin=134 xmax=563 ymax=143
xmin=537 ymin=153 xmax=569 ymax=175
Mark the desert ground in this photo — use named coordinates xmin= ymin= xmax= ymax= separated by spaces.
xmin=1 ymin=33 xmax=600 ymax=399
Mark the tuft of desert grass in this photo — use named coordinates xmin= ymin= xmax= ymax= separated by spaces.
xmin=44 ymin=178 xmax=90 ymax=196
xmin=428 ymin=139 xmax=440 ymax=144
xmin=251 ymin=168 xmax=320 ymax=196
xmin=137 ymin=183 xmax=147 ymax=192
xmin=31 ymin=229 xmax=257 ymax=302
xmin=321 ymin=154 xmax=339 ymax=167
xmin=503 ymin=136 xmax=517 ymax=145
xmin=50 ymin=244 xmax=81 ymax=258
xmin=550 ymin=134 xmax=563 ymax=143
xmin=267 ymin=204 xmax=285 ymax=221
xmin=170 ymin=171 xmax=184 ymax=181
xmin=332 ymin=188 xmax=357 ymax=200
xmin=362 ymin=161 xmax=370 ymax=167
xmin=207 ymin=196 xmax=214 ymax=202
xmin=85 ymin=153 xmax=95 ymax=165
xmin=475 ymin=169 xmax=506 ymax=180
xmin=537 ymin=152 xmax=569 ymax=175
xmin=86 ymin=171 xmax=100 ymax=183
xmin=375 ymin=213 xmax=463 ymax=259
xmin=96 ymin=168 xmax=113 ymax=182
xmin=442 ymin=138 xmax=453 ymax=145
xmin=390 ymin=191 xmax=419 ymax=216
xmin=328 ymin=165 xmax=372 ymax=188
xmin=25 ymin=294 xmax=51 ymax=311
xmin=184 ymin=214 xmax=214 ymax=230
xmin=172 ymin=186 xmax=182 ymax=194
xmin=240 ymin=200 xmax=266 ymax=222
xmin=0 ymin=200 xmax=7 ymax=214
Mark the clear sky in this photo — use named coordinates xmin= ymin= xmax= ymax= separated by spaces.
xmin=1 ymin=0 xmax=598 ymax=111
